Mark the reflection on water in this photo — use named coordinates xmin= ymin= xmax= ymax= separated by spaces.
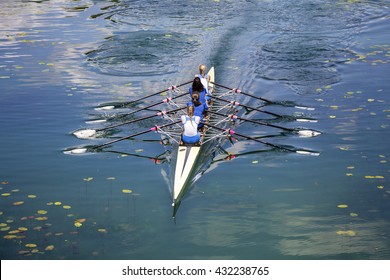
xmin=0 ymin=0 xmax=390 ymax=260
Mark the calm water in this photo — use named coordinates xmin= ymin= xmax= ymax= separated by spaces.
xmin=1 ymin=0 xmax=390 ymax=260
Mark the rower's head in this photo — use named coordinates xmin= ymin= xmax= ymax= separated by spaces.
xmin=191 ymin=91 xmax=201 ymax=106
xmin=199 ymin=64 xmax=207 ymax=75
xmin=192 ymin=77 xmax=204 ymax=92
xmin=187 ymin=105 xmax=194 ymax=117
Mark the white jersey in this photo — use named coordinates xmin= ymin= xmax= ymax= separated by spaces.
xmin=181 ymin=115 xmax=200 ymax=137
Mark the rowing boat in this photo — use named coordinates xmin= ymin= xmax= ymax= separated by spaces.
xmin=172 ymin=67 xmax=215 ymax=212
xmin=68 ymin=65 xmax=321 ymax=217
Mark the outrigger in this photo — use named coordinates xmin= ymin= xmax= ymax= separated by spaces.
xmin=68 ymin=66 xmax=321 ymax=217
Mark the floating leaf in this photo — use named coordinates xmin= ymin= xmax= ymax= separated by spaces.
xmin=13 ymin=201 xmax=24 ymax=205
xmin=329 ymin=115 xmax=336 ymax=118
xmin=98 ymin=228 xmax=107 ymax=234
xmin=74 ymin=222 xmax=82 ymax=228
xmin=377 ymin=186 xmax=384 ymax=189
xmin=1 ymin=193 xmax=11 ymax=197
xmin=252 ymin=160 xmax=259 ymax=164
xmin=54 ymin=202 xmax=62 ymax=206
xmin=35 ymin=217 xmax=48 ymax=221
xmin=27 ymin=195 xmax=37 ymax=198
xmin=365 ymin=175 xmax=384 ymax=179
xmin=337 ymin=204 xmax=348 ymax=209
xmin=0 ymin=227 xmax=10 ymax=232
xmin=122 ymin=189 xmax=133 ymax=194
xmin=25 ymin=243 xmax=37 ymax=248
xmin=4 ymin=235 xmax=17 ymax=239
xmin=336 ymin=230 xmax=356 ymax=236
xmin=8 ymin=230 xmax=20 ymax=234
xmin=135 ymin=149 xmax=144 ymax=153
xmin=346 ymin=173 xmax=353 ymax=177
xmin=45 ymin=245 xmax=54 ymax=251
xmin=37 ymin=210 xmax=47 ymax=215
xmin=76 ymin=218 xmax=86 ymax=223
xmin=350 ymin=213 xmax=358 ymax=217
xmin=106 ymin=177 xmax=116 ymax=180
xmin=83 ymin=177 xmax=93 ymax=182
xmin=18 ymin=227 xmax=28 ymax=231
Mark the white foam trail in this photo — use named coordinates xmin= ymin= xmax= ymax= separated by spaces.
xmin=73 ymin=129 xmax=96 ymax=139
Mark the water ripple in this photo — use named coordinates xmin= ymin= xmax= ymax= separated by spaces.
xmin=85 ymin=30 xmax=199 ymax=76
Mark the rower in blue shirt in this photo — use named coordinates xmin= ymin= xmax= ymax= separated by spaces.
xmin=189 ymin=77 xmax=211 ymax=104
xmin=188 ymin=91 xmax=208 ymax=130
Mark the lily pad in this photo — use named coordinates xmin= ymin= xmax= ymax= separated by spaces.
xmin=122 ymin=189 xmax=133 ymax=194
xmin=337 ymin=204 xmax=348 ymax=209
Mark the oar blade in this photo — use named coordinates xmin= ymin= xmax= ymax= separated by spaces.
xmin=95 ymin=105 xmax=116 ymax=111
xmin=73 ymin=129 xmax=97 ymax=139
xmin=63 ymin=148 xmax=88 ymax=155
xmin=297 ymin=129 xmax=322 ymax=137
xmin=296 ymin=150 xmax=321 ymax=156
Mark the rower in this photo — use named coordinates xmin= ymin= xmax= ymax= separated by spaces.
xmin=190 ymin=91 xmax=208 ymax=130
xmin=196 ymin=64 xmax=211 ymax=94
xmin=189 ymin=77 xmax=211 ymax=105
xmin=180 ymin=105 xmax=201 ymax=145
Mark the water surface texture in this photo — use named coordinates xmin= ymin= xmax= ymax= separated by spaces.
xmin=1 ymin=0 xmax=390 ymax=259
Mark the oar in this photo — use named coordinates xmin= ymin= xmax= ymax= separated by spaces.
xmin=212 ymin=95 xmax=317 ymax=122
xmin=205 ymin=123 xmax=320 ymax=156
xmin=211 ymin=81 xmax=314 ymax=110
xmin=73 ymin=106 xmax=186 ymax=139
xmin=210 ymin=111 xmax=321 ymax=137
xmin=95 ymin=80 xmax=192 ymax=110
xmin=68 ymin=120 xmax=181 ymax=154
xmin=115 ymin=92 xmax=188 ymax=120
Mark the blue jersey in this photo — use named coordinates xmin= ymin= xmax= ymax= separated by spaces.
xmin=194 ymin=102 xmax=208 ymax=120
xmin=189 ymin=88 xmax=210 ymax=104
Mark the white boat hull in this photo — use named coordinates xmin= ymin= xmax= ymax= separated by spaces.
xmin=172 ymin=67 xmax=215 ymax=208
